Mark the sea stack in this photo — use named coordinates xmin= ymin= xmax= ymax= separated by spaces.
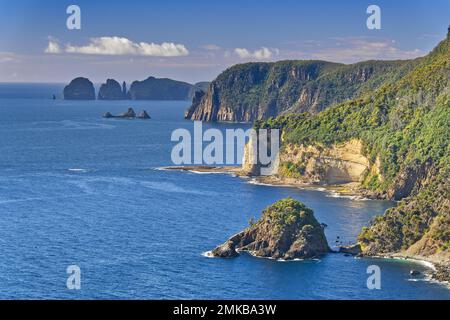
xmin=98 ymin=79 xmax=125 ymax=100
xmin=122 ymin=81 xmax=127 ymax=99
xmin=63 ymin=77 xmax=95 ymax=100
xmin=211 ymin=198 xmax=330 ymax=260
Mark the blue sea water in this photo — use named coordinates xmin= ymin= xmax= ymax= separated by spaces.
xmin=0 ymin=84 xmax=449 ymax=299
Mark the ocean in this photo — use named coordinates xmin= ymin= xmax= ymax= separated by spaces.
xmin=0 ymin=83 xmax=448 ymax=299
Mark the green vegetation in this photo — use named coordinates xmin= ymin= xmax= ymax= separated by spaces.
xmin=258 ymin=32 xmax=450 ymax=257
xmin=260 ymin=197 xmax=317 ymax=227
xmin=189 ymin=58 xmax=411 ymax=121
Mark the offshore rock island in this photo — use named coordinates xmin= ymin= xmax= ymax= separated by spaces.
xmin=211 ymin=198 xmax=331 ymax=260
xmin=63 ymin=77 xmax=96 ymax=100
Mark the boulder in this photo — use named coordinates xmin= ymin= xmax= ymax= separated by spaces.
xmin=410 ymin=270 xmax=421 ymax=276
xmin=137 ymin=110 xmax=151 ymax=119
xmin=339 ymin=244 xmax=362 ymax=256
xmin=211 ymin=198 xmax=331 ymax=260
xmin=63 ymin=77 xmax=95 ymax=100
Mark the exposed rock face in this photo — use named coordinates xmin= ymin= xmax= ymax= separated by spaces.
xmin=129 ymin=76 xmax=194 ymax=100
xmin=242 ymin=138 xmax=379 ymax=188
xmin=103 ymin=108 xmax=146 ymax=119
xmin=63 ymin=77 xmax=95 ymax=100
xmin=241 ymin=129 xmax=280 ymax=176
xmin=98 ymin=79 xmax=125 ymax=100
xmin=432 ymin=265 xmax=450 ymax=282
xmin=339 ymin=244 xmax=362 ymax=256
xmin=185 ymin=90 xmax=205 ymax=119
xmin=186 ymin=60 xmax=408 ymax=122
xmin=277 ymin=140 xmax=373 ymax=184
xmin=211 ymin=198 xmax=331 ymax=260
xmin=137 ymin=110 xmax=151 ymax=119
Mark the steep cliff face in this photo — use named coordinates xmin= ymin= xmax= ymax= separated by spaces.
xmin=63 ymin=77 xmax=95 ymax=100
xmin=277 ymin=139 xmax=374 ymax=185
xmin=186 ymin=60 xmax=410 ymax=122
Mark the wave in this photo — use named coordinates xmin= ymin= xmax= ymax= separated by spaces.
xmin=246 ymin=178 xmax=295 ymax=188
xmin=68 ymin=168 xmax=90 ymax=173
xmin=187 ymin=170 xmax=226 ymax=175
xmin=325 ymin=191 xmax=370 ymax=201
xmin=201 ymin=251 xmax=214 ymax=258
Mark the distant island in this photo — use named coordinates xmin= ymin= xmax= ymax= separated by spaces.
xmin=63 ymin=76 xmax=209 ymax=101
xmin=63 ymin=77 xmax=96 ymax=100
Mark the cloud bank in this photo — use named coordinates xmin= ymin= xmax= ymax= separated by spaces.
xmin=45 ymin=40 xmax=62 ymax=54
xmin=47 ymin=37 xmax=189 ymax=57
xmin=309 ymin=37 xmax=423 ymax=62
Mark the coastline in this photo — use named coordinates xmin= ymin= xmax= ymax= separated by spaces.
xmin=161 ymin=165 xmax=376 ymax=200
xmin=164 ymin=165 xmax=449 ymax=287
xmin=367 ymin=254 xmax=449 ymax=287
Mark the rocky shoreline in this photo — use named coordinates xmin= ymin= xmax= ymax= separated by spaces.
xmin=162 ymin=165 xmax=378 ymax=199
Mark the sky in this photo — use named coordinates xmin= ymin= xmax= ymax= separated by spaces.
xmin=0 ymin=0 xmax=449 ymax=84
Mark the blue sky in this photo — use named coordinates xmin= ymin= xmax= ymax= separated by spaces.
xmin=0 ymin=0 xmax=449 ymax=83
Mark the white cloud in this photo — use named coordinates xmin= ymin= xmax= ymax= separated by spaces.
xmin=45 ymin=40 xmax=62 ymax=54
xmin=233 ymin=47 xmax=277 ymax=60
xmin=64 ymin=37 xmax=189 ymax=57
xmin=0 ymin=52 xmax=20 ymax=63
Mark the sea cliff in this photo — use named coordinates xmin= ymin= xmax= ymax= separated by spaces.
xmin=185 ymin=60 xmax=412 ymax=122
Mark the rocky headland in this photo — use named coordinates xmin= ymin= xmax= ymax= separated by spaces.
xmin=210 ymin=198 xmax=331 ymax=260
xmin=185 ymin=60 xmax=411 ymax=122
